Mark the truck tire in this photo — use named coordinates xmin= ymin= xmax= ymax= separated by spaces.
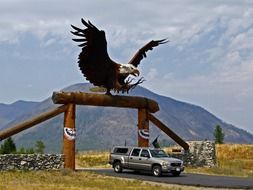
xmin=113 ymin=162 xmax=122 ymax=173
xmin=152 ymin=165 xmax=162 ymax=177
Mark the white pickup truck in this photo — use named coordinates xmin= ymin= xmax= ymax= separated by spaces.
xmin=109 ymin=146 xmax=184 ymax=177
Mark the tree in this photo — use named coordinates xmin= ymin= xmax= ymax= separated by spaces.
xmin=0 ymin=137 xmax=16 ymax=154
xmin=214 ymin=125 xmax=224 ymax=144
xmin=35 ymin=140 xmax=45 ymax=154
xmin=17 ymin=147 xmax=26 ymax=154
xmin=26 ymin=148 xmax=35 ymax=154
xmin=16 ymin=147 xmax=35 ymax=154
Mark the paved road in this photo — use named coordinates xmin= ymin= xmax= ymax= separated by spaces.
xmin=81 ymin=168 xmax=253 ymax=189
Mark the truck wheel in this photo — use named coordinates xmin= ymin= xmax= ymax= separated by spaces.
xmin=113 ymin=162 xmax=122 ymax=173
xmin=152 ymin=165 xmax=162 ymax=177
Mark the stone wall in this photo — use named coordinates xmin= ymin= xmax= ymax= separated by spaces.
xmin=0 ymin=154 xmax=64 ymax=170
xmin=170 ymin=141 xmax=216 ymax=167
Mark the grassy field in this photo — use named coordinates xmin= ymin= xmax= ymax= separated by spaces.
xmin=76 ymin=151 xmax=110 ymax=168
xmin=76 ymin=144 xmax=253 ymax=178
xmin=0 ymin=170 xmax=213 ymax=190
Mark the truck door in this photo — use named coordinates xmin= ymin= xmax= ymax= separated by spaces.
xmin=128 ymin=148 xmax=141 ymax=170
xmin=138 ymin=149 xmax=152 ymax=171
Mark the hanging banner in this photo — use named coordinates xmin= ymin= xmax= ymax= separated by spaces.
xmin=138 ymin=129 xmax=149 ymax=140
xmin=64 ymin=127 xmax=76 ymax=141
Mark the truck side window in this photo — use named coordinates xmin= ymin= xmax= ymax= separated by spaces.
xmin=140 ymin=149 xmax=150 ymax=158
xmin=113 ymin=148 xmax=128 ymax=154
xmin=131 ymin=148 xmax=141 ymax=157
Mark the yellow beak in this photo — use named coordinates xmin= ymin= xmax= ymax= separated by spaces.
xmin=132 ymin=69 xmax=140 ymax=77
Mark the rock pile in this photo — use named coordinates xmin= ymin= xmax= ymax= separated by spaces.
xmin=0 ymin=154 xmax=64 ymax=170
xmin=171 ymin=141 xmax=216 ymax=167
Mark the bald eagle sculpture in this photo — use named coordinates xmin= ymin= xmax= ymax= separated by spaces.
xmin=71 ymin=19 xmax=168 ymax=95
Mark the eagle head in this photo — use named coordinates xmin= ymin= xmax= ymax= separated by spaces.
xmin=119 ymin=64 xmax=140 ymax=77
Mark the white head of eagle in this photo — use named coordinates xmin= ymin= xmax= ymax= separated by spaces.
xmin=119 ymin=64 xmax=140 ymax=77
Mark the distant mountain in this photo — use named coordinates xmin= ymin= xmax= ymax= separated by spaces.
xmin=0 ymin=100 xmax=38 ymax=130
xmin=1 ymin=83 xmax=253 ymax=152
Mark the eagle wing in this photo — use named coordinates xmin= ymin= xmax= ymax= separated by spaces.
xmin=71 ymin=19 xmax=116 ymax=87
xmin=128 ymin=39 xmax=168 ymax=67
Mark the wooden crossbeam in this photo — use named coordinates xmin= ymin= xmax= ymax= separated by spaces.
xmin=52 ymin=91 xmax=159 ymax=113
xmin=0 ymin=105 xmax=69 ymax=141
xmin=148 ymin=113 xmax=189 ymax=150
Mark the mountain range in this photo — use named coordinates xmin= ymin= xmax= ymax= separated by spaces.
xmin=0 ymin=83 xmax=252 ymax=152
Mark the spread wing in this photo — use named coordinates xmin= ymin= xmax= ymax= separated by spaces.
xmin=128 ymin=39 xmax=168 ymax=67
xmin=71 ymin=19 xmax=116 ymax=86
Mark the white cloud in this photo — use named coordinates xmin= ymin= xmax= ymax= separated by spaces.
xmin=229 ymin=28 xmax=253 ymax=51
xmin=40 ymin=38 xmax=56 ymax=48
xmin=146 ymin=68 xmax=158 ymax=80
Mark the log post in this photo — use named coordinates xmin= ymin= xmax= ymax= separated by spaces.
xmin=63 ymin=104 xmax=76 ymax=170
xmin=138 ymin=108 xmax=149 ymax=147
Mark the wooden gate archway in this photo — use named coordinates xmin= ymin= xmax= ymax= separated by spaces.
xmin=0 ymin=92 xmax=189 ymax=170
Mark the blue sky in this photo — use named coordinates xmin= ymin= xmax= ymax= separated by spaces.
xmin=0 ymin=0 xmax=253 ymax=133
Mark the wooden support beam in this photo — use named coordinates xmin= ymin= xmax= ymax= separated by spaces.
xmin=52 ymin=91 xmax=159 ymax=113
xmin=0 ymin=105 xmax=69 ymax=141
xmin=148 ymin=113 xmax=189 ymax=150
xmin=138 ymin=108 xmax=149 ymax=147
xmin=63 ymin=104 xmax=76 ymax=170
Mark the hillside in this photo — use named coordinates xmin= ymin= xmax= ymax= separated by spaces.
xmin=1 ymin=83 xmax=253 ymax=152
xmin=0 ymin=101 xmax=38 ymax=130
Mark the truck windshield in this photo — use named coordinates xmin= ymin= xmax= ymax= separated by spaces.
xmin=150 ymin=150 xmax=169 ymax=158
